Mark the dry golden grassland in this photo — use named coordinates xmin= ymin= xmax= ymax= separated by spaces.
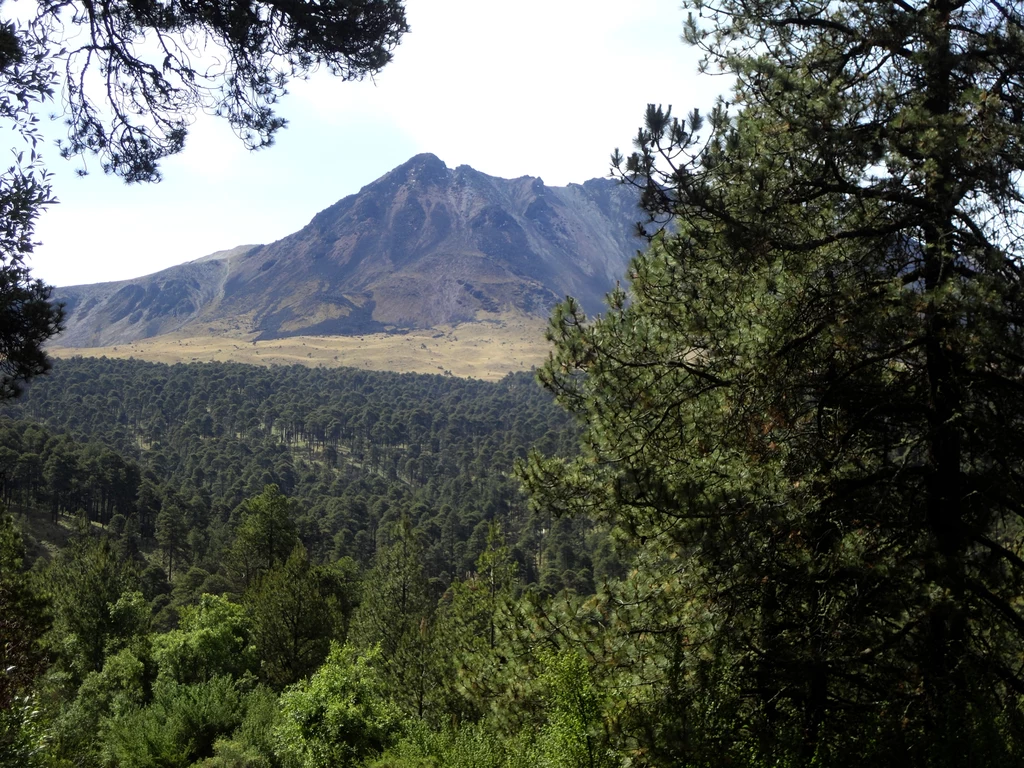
xmin=48 ymin=315 xmax=553 ymax=381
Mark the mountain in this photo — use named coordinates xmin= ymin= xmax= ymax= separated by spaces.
xmin=54 ymin=154 xmax=644 ymax=347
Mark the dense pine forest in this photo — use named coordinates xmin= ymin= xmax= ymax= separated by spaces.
xmin=0 ymin=357 xmax=601 ymax=591
xmin=1 ymin=357 xmax=622 ymax=767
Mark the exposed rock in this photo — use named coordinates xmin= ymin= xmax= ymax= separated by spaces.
xmin=54 ymin=154 xmax=643 ymax=347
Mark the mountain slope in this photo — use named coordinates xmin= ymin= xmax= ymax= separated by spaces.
xmin=54 ymin=154 xmax=643 ymax=347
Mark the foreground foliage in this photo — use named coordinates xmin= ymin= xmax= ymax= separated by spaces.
xmin=523 ymin=0 xmax=1024 ymax=765
xmin=0 ymin=20 xmax=62 ymax=400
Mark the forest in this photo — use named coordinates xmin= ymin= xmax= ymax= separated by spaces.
xmin=0 ymin=357 xmax=595 ymax=591
xmin=5 ymin=0 xmax=1024 ymax=766
xmin=0 ymin=357 xmax=622 ymax=768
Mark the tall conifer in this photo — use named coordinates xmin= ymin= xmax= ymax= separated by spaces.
xmin=524 ymin=2 xmax=1024 ymax=764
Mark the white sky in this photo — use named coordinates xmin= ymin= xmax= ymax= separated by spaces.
xmin=25 ymin=0 xmax=727 ymax=287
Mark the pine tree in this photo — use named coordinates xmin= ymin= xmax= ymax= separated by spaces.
xmin=228 ymin=484 xmax=298 ymax=590
xmin=0 ymin=513 xmax=49 ymax=763
xmin=523 ymin=1 xmax=1024 ymax=764
xmin=45 ymin=534 xmax=139 ymax=680
xmin=244 ymin=545 xmax=350 ymax=688
xmin=350 ymin=518 xmax=438 ymax=720
xmin=435 ymin=523 xmax=520 ymax=721
xmin=155 ymin=498 xmax=188 ymax=581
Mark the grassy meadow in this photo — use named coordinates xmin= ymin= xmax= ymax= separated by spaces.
xmin=48 ymin=314 xmax=552 ymax=381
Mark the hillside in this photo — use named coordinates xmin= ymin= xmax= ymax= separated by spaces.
xmin=53 ymin=155 xmax=643 ymax=349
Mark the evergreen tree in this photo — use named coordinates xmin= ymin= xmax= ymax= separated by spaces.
xmin=26 ymin=0 xmax=408 ymax=182
xmin=155 ymin=498 xmax=189 ymax=581
xmin=0 ymin=514 xmax=48 ymax=707
xmin=350 ymin=518 xmax=438 ymax=720
xmin=0 ymin=22 xmax=62 ymax=402
xmin=524 ymin=1 xmax=1024 ymax=764
xmin=0 ymin=514 xmax=49 ymax=765
xmin=45 ymin=534 xmax=140 ymax=680
xmin=228 ymin=484 xmax=298 ymax=590
xmin=244 ymin=545 xmax=351 ymax=688
xmin=435 ymin=524 xmax=521 ymax=722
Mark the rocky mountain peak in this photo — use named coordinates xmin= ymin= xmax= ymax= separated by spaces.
xmin=382 ymin=152 xmax=451 ymax=186
xmin=54 ymin=155 xmax=643 ymax=348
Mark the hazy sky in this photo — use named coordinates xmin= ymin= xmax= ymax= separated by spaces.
xmin=27 ymin=0 xmax=727 ymax=287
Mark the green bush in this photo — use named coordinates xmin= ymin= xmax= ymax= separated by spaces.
xmin=275 ymin=644 xmax=405 ymax=768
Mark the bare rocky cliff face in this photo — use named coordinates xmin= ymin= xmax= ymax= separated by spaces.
xmin=54 ymin=154 xmax=644 ymax=347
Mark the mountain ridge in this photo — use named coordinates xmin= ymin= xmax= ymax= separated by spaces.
xmin=54 ymin=154 xmax=643 ymax=348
